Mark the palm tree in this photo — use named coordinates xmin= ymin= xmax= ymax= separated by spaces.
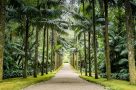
xmin=82 ymin=0 xmax=88 ymax=76
xmin=41 ymin=26 xmax=46 ymax=75
xmin=103 ymin=0 xmax=111 ymax=80
xmin=125 ymin=0 xmax=136 ymax=84
xmin=0 ymin=0 xmax=5 ymax=80
xmin=34 ymin=26 xmax=39 ymax=78
xmin=46 ymin=27 xmax=49 ymax=74
xmin=88 ymin=31 xmax=91 ymax=76
xmin=23 ymin=15 xmax=29 ymax=78
xmin=34 ymin=0 xmax=40 ymax=78
xmin=92 ymin=0 xmax=98 ymax=79
xmin=40 ymin=0 xmax=64 ymax=74
xmin=23 ymin=5 xmax=39 ymax=78
xmin=41 ymin=0 xmax=47 ymax=76
xmin=51 ymin=27 xmax=55 ymax=71
xmin=84 ymin=32 xmax=87 ymax=76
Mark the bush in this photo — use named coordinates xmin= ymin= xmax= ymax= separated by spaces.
xmin=3 ymin=70 xmax=33 ymax=79
xmin=100 ymin=73 xmax=129 ymax=80
xmin=3 ymin=70 xmax=22 ymax=79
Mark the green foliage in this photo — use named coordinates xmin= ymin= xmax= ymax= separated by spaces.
xmin=99 ymin=28 xmax=129 ymax=80
xmin=3 ymin=0 xmax=66 ymax=79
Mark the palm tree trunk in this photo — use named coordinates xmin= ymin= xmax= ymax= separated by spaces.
xmin=76 ymin=37 xmax=78 ymax=70
xmin=41 ymin=26 xmax=46 ymax=76
xmin=34 ymin=1 xmax=40 ymax=77
xmin=51 ymin=28 xmax=54 ymax=71
xmin=73 ymin=53 xmax=75 ymax=68
xmin=79 ymin=51 xmax=82 ymax=75
xmin=34 ymin=27 xmax=39 ymax=78
xmin=82 ymin=0 xmax=87 ymax=76
xmin=133 ymin=17 xmax=136 ymax=58
xmin=76 ymin=52 xmax=78 ymax=70
xmin=88 ymin=32 xmax=92 ymax=77
xmin=84 ymin=32 xmax=87 ymax=76
xmin=92 ymin=0 xmax=98 ymax=79
xmin=0 ymin=0 xmax=5 ymax=80
xmin=104 ymin=0 xmax=111 ymax=80
xmin=54 ymin=31 xmax=57 ymax=70
xmin=46 ymin=28 xmax=49 ymax=74
xmin=56 ymin=53 xmax=58 ymax=68
xmin=23 ymin=16 xmax=29 ymax=78
xmin=125 ymin=0 xmax=136 ymax=84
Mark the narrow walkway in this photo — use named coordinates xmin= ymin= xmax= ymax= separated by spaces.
xmin=24 ymin=63 xmax=105 ymax=90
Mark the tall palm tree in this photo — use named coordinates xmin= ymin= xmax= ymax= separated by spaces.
xmin=34 ymin=26 xmax=39 ymax=78
xmin=82 ymin=0 xmax=88 ymax=76
xmin=23 ymin=15 xmax=29 ymax=78
xmin=46 ymin=27 xmax=49 ymax=74
xmin=34 ymin=0 xmax=40 ymax=78
xmin=92 ymin=0 xmax=98 ymax=79
xmin=125 ymin=0 xmax=136 ymax=84
xmin=41 ymin=26 xmax=46 ymax=75
xmin=103 ymin=0 xmax=111 ymax=80
xmin=23 ymin=5 xmax=39 ymax=78
xmin=0 ymin=0 xmax=5 ymax=80
xmin=51 ymin=27 xmax=55 ymax=71
xmin=41 ymin=0 xmax=47 ymax=76
xmin=84 ymin=32 xmax=87 ymax=76
xmin=88 ymin=31 xmax=91 ymax=76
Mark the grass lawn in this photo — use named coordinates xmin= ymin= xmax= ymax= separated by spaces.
xmin=0 ymin=73 xmax=54 ymax=90
xmin=80 ymin=75 xmax=136 ymax=90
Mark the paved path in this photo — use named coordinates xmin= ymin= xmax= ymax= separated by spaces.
xmin=24 ymin=63 xmax=105 ymax=90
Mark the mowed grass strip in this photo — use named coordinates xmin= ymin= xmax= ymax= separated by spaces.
xmin=0 ymin=73 xmax=54 ymax=90
xmin=80 ymin=75 xmax=136 ymax=90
